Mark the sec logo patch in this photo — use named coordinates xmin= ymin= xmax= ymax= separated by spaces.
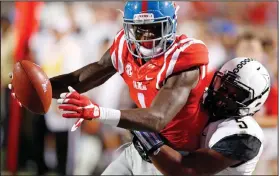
xmin=125 ymin=63 xmax=133 ymax=77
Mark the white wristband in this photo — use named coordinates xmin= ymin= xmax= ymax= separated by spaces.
xmin=98 ymin=107 xmax=121 ymax=127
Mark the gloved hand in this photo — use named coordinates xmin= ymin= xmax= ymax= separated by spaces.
xmin=57 ymin=86 xmax=103 ymax=131
xmin=131 ymin=131 xmax=164 ymax=156
xmin=57 ymin=86 xmax=100 ymax=120
xmin=58 ymin=86 xmax=121 ymax=131
xmin=8 ymin=73 xmax=22 ymax=107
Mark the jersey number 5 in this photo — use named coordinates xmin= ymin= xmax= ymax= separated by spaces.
xmin=235 ymin=118 xmax=248 ymax=129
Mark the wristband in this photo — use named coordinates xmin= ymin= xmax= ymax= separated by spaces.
xmin=98 ymin=107 xmax=121 ymax=127
xmin=132 ymin=131 xmax=164 ymax=155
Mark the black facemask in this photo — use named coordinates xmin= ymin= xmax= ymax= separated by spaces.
xmin=203 ymin=71 xmax=253 ymax=120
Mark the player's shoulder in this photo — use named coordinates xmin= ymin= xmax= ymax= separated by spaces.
xmin=166 ymin=34 xmax=209 ymax=74
xmin=175 ymin=34 xmax=208 ymax=53
xmin=110 ymin=29 xmax=126 ymax=55
xmin=112 ymin=29 xmax=125 ymax=46
xmin=207 ymin=116 xmax=263 ymax=147
xmin=219 ymin=116 xmax=263 ymax=136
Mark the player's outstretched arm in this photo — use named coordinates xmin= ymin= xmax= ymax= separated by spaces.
xmin=50 ymin=49 xmax=116 ymax=98
xmin=134 ymin=129 xmax=261 ymax=175
xmin=131 ymin=131 xmax=239 ymax=175
xmin=58 ymin=67 xmax=199 ymax=132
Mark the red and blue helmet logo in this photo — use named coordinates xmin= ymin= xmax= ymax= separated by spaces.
xmin=124 ymin=1 xmax=177 ymax=30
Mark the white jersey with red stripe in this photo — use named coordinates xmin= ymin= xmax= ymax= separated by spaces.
xmin=109 ymin=29 xmax=210 ymax=151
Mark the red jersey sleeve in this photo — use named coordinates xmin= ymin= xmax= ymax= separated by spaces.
xmin=155 ymin=38 xmax=209 ymax=89
xmin=173 ymin=41 xmax=209 ymax=74
xmin=109 ymin=29 xmax=125 ymax=72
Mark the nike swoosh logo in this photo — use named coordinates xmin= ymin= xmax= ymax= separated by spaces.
xmin=145 ymin=76 xmax=153 ymax=81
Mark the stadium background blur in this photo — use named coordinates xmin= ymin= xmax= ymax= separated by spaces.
xmin=1 ymin=1 xmax=277 ymax=175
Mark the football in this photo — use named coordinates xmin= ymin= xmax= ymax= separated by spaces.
xmin=12 ymin=60 xmax=52 ymax=114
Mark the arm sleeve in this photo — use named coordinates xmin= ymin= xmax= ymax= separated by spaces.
xmin=211 ymin=134 xmax=262 ymax=162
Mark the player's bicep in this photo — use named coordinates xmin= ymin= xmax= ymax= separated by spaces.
xmin=78 ymin=48 xmax=116 ymax=81
xmin=71 ymin=48 xmax=115 ymax=79
xmin=69 ymin=48 xmax=117 ymax=93
xmin=150 ymin=67 xmax=199 ymax=127
xmin=97 ymin=48 xmax=116 ymax=68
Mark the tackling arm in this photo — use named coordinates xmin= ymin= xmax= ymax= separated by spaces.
xmin=50 ymin=49 xmax=116 ymax=98
xmin=150 ymin=145 xmax=239 ymax=176
xmin=141 ymin=130 xmax=261 ymax=175
xmin=118 ymin=67 xmax=199 ymax=132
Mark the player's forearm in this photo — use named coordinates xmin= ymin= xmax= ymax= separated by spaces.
xmin=74 ymin=63 xmax=116 ymax=94
xmin=50 ymin=72 xmax=78 ymax=99
xmin=99 ymin=98 xmax=180 ymax=132
xmin=117 ymin=108 xmax=166 ymax=132
xmin=150 ymin=145 xmax=237 ymax=175
xmin=50 ymin=63 xmax=116 ymax=99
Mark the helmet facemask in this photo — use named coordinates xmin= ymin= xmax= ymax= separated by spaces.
xmin=123 ymin=16 xmax=176 ymax=61
xmin=203 ymin=71 xmax=257 ymax=119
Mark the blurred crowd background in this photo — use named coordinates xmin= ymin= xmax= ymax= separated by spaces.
xmin=1 ymin=1 xmax=277 ymax=175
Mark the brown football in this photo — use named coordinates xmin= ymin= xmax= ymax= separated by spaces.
xmin=12 ymin=60 xmax=52 ymax=114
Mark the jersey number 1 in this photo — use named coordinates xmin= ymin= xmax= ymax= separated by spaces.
xmin=138 ymin=93 xmax=147 ymax=108
xmin=235 ymin=118 xmax=248 ymax=129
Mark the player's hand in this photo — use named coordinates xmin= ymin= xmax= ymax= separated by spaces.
xmin=131 ymin=131 xmax=164 ymax=155
xmin=8 ymin=73 xmax=22 ymax=107
xmin=57 ymin=86 xmax=100 ymax=120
